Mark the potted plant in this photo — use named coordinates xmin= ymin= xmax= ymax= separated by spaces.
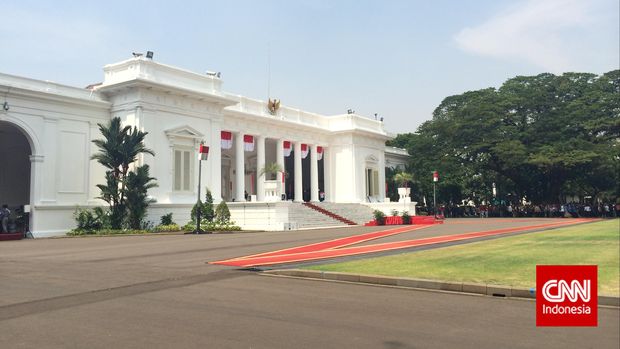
xmin=393 ymin=172 xmax=413 ymax=202
xmin=259 ymin=162 xmax=284 ymax=201
xmin=373 ymin=210 xmax=386 ymax=226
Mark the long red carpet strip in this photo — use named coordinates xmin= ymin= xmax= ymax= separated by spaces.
xmin=211 ymin=219 xmax=592 ymax=267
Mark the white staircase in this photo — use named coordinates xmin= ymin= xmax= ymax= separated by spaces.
xmin=288 ymin=203 xmax=345 ymax=229
xmin=313 ymin=202 xmax=376 ymax=225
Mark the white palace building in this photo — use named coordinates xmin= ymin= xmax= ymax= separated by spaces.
xmin=0 ymin=55 xmax=412 ymax=237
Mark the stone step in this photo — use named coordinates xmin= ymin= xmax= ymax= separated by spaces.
xmin=288 ymin=203 xmax=345 ymax=229
xmin=312 ymin=202 xmax=376 ymax=225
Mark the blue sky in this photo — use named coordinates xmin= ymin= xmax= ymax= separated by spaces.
xmin=1 ymin=0 xmax=618 ymax=133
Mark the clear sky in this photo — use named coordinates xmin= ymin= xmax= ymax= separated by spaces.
xmin=1 ymin=0 xmax=618 ymax=133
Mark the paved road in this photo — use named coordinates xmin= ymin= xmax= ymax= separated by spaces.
xmin=1 ymin=219 xmax=618 ymax=348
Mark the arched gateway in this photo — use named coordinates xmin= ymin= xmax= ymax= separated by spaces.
xmin=0 ymin=121 xmax=34 ymax=233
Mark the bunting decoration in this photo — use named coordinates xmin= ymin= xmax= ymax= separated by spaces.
xmin=317 ymin=146 xmax=323 ymax=161
xmin=301 ymin=144 xmax=309 ymax=159
xmin=244 ymin=135 xmax=255 ymax=152
xmin=283 ymin=141 xmax=292 ymax=157
xmin=221 ymin=131 xmax=232 ymax=150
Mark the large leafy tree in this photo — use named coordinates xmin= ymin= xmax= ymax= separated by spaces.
xmin=92 ymin=117 xmax=156 ymax=229
xmin=390 ymin=70 xmax=619 ymax=206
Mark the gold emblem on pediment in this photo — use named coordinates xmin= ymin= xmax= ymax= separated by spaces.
xmin=267 ymin=98 xmax=280 ymax=115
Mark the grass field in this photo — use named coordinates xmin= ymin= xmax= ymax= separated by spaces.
xmin=306 ymin=219 xmax=620 ymax=295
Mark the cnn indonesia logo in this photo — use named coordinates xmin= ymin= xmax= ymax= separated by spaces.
xmin=536 ymin=265 xmax=597 ymax=327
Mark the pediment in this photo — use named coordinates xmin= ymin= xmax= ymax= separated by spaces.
xmin=365 ymin=154 xmax=379 ymax=163
xmin=165 ymin=125 xmax=204 ymax=140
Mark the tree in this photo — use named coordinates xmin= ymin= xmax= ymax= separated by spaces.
xmin=215 ymin=201 xmax=231 ymax=224
xmin=92 ymin=117 xmax=155 ymax=229
xmin=125 ymin=165 xmax=158 ymax=229
xmin=192 ymin=189 xmax=215 ymax=223
xmin=389 ymin=70 xmax=619 ymax=206
xmin=259 ymin=162 xmax=283 ymax=181
xmin=393 ymin=172 xmax=413 ymax=188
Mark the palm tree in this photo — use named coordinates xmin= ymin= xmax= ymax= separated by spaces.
xmin=393 ymin=172 xmax=413 ymax=188
xmin=92 ymin=117 xmax=155 ymax=229
xmin=259 ymin=162 xmax=284 ymax=181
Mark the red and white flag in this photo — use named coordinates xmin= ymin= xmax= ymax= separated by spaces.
xmin=221 ymin=131 xmax=232 ymax=150
xmin=244 ymin=135 xmax=255 ymax=152
xmin=301 ymin=144 xmax=309 ymax=159
xmin=317 ymin=146 xmax=323 ymax=161
xmin=283 ymin=141 xmax=292 ymax=157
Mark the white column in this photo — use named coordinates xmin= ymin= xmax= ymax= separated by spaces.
xmin=235 ymin=132 xmax=245 ymax=201
xmin=210 ymin=122 xmax=222 ymax=203
xmin=256 ymin=135 xmax=265 ymax=202
xmin=294 ymin=142 xmax=303 ymax=202
xmin=310 ymin=145 xmax=319 ymax=202
xmin=41 ymin=117 xmax=58 ymax=203
xmin=276 ymin=139 xmax=284 ymax=197
xmin=29 ymin=154 xmax=44 ymax=233
xmin=379 ymin=151 xmax=386 ymax=202
xmin=323 ymin=147 xmax=330 ymax=202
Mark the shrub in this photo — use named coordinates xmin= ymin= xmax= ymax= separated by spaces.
xmin=203 ymin=190 xmax=215 ymax=222
xmin=391 ymin=209 xmax=399 ymax=217
xmin=215 ymin=201 xmax=231 ymax=224
xmin=402 ymin=211 xmax=411 ymax=224
xmin=181 ymin=222 xmax=241 ymax=232
xmin=190 ymin=189 xmax=216 ymax=224
xmin=73 ymin=207 xmax=110 ymax=234
xmin=125 ymin=165 xmax=158 ymax=230
xmin=373 ymin=210 xmax=386 ymax=225
xmin=154 ymin=224 xmax=181 ymax=232
xmin=67 ymin=228 xmax=150 ymax=236
xmin=160 ymin=213 xmax=174 ymax=226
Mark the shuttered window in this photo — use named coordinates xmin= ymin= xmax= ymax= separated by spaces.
xmin=174 ymin=148 xmax=193 ymax=191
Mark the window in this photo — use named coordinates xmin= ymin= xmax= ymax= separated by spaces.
xmin=366 ymin=168 xmax=379 ymax=197
xmin=174 ymin=148 xmax=193 ymax=191
xmin=165 ymin=125 xmax=204 ymax=193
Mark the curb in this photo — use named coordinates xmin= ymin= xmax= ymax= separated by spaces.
xmin=262 ymin=269 xmax=620 ymax=307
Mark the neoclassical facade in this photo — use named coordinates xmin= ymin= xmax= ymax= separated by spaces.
xmin=0 ymin=56 xmax=410 ymax=236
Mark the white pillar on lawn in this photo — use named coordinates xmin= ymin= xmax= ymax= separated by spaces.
xmin=310 ymin=144 xmax=319 ymax=202
xmin=256 ymin=135 xmax=265 ymax=202
xmin=234 ymin=132 xmax=245 ymax=201
xmin=294 ymin=141 xmax=303 ymax=202
xmin=276 ymin=139 xmax=285 ymax=197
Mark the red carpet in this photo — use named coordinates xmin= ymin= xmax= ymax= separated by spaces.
xmin=211 ymin=219 xmax=593 ymax=267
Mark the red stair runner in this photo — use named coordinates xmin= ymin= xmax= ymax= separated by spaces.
xmin=302 ymin=202 xmax=357 ymax=225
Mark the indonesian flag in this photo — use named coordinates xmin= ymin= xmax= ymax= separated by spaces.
xmin=283 ymin=141 xmax=292 ymax=157
xmin=301 ymin=144 xmax=309 ymax=159
xmin=317 ymin=146 xmax=323 ymax=161
xmin=221 ymin=131 xmax=232 ymax=150
xmin=244 ymin=135 xmax=255 ymax=152
xmin=199 ymin=144 xmax=209 ymax=160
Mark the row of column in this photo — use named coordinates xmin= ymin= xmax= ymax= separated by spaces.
xmin=231 ymin=133 xmax=323 ymax=202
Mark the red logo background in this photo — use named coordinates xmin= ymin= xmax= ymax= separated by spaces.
xmin=536 ymin=265 xmax=597 ymax=326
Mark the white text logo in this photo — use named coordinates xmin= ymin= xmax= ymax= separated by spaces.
xmin=542 ymin=279 xmax=590 ymax=303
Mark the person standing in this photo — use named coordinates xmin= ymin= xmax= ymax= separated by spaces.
xmin=0 ymin=205 xmax=10 ymax=233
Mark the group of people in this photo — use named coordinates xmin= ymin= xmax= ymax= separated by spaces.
xmin=428 ymin=202 xmax=620 ymax=219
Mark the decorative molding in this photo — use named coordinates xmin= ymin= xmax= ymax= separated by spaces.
xmin=164 ymin=125 xmax=205 ymax=144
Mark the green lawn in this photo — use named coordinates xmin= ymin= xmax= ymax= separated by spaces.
xmin=306 ymin=219 xmax=620 ymax=295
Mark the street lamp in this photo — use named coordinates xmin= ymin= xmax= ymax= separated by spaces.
xmin=433 ymin=170 xmax=439 ymax=218
xmin=195 ymin=142 xmax=210 ymax=234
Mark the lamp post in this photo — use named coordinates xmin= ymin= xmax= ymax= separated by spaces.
xmin=195 ymin=142 xmax=210 ymax=234
xmin=433 ymin=170 xmax=439 ymax=218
